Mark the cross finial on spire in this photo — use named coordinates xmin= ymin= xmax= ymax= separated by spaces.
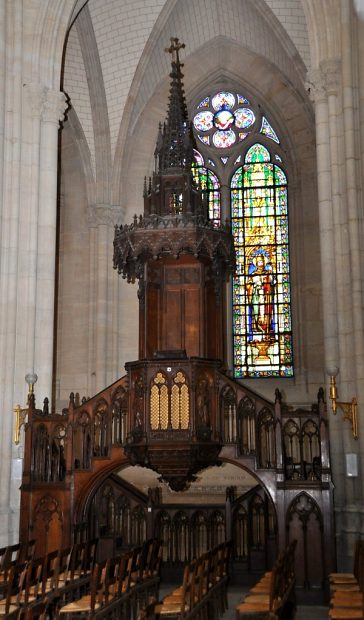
xmin=165 ymin=37 xmax=185 ymax=64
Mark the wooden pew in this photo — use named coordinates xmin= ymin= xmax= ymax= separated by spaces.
xmin=235 ymin=540 xmax=297 ymax=620
xmin=329 ymin=540 xmax=364 ymax=620
xmin=150 ymin=542 xmax=230 ymax=620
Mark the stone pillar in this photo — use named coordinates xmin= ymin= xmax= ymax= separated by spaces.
xmin=0 ymin=0 xmax=23 ymax=543
xmin=87 ymin=205 xmax=123 ymax=393
xmin=305 ymin=67 xmax=347 ymax=553
xmin=306 ymin=68 xmax=339 ymax=373
xmin=340 ymin=0 xmax=364 ymax=555
xmin=34 ymin=87 xmax=67 ymax=403
xmin=308 ymin=53 xmax=364 ymax=567
xmin=0 ymin=4 xmax=66 ymax=538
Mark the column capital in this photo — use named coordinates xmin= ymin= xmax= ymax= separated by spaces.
xmin=25 ymin=83 xmax=67 ymax=124
xmin=42 ymin=89 xmax=68 ymax=124
xmin=305 ymin=68 xmax=327 ymax=104
xmin=321 ymin=59 xmax=341 ymax=96
xmin=87 ymin=204 xmax=125 ymax=228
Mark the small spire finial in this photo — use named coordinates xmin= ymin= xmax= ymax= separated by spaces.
xmin=165 ymin=37 xmax=185 ymax=64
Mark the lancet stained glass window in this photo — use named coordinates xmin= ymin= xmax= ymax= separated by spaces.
xmin=192 ymin=150 xmax=221 ymax=225
xmin=231 ymin=143 xmax=293 ymax=377
xmin=191 ymin=90 xmax=292 ymax=378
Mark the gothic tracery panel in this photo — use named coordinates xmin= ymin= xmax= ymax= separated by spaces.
xmin=287 ymin=493 xmax=324 ymax=589
xmin=257 ymin=408 xmax=276 ymax=468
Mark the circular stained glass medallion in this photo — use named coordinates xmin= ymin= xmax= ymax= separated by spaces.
xmin=193 ymin=91 xmax=260 ymax=150
xmin=214 ymin=109 xmax=235 ymax=131
xmin=235 ymin=108 xmax=255 ymax=129
xmin=213 ymin=129 xmax=236 ymax=148
xmin=211 ymin=91 xmax=235 ymax=111
xmin=193 ymin=111 xmax=214 ymax=132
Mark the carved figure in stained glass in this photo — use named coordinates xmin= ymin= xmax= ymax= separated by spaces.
xmin=246 ymin=253 xmax=275 ymax=339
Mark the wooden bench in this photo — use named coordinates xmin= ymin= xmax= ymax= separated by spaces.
xmin=328 ymin=539 xmax=364 ymax=620
xmin=54 ymin=539 xmax=162 ymax=620
xmin=143 ymin=542 xmax=230 ymax=620
xmin=0 ymin=539 xmax=161 ymax=620
xmin=235 ymin=540 xmax=297 ymax=620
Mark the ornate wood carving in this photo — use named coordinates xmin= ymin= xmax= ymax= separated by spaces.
xmin=18 ymin=41 xmax=335 ymax=593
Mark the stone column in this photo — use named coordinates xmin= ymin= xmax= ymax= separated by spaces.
xmin=87 ymin=204 xmax=123 ymax=393
xmin=306 ymin=68 xmax=339 ymax=373
xmin=308 ymin=54 xmax=364 ymax=567
xmin=34 ymin=87 xmax=67 ymax=404
xmin=322 ymin=59 xmax=353 ymax=382
xmin=0 ymin=0 xmax=23 ymax=543
xmin=305 ymin=67 xmax=346 ymax=518
xmin=340 ymin=0 xmax=364 ymax=551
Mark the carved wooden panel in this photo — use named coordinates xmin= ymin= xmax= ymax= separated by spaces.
xmin=286 ymin=493 xmax=324 ymax=589
xmin=32 ymin=495 xmax=63 ymax=557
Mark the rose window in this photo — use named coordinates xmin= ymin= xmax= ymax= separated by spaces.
xmin=193 ymin=91 xmax=256 ymax=149
xmin=193 ymin=91 xmax=279 ymax=150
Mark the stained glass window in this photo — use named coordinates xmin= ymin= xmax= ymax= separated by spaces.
xmin=193 ymin=91 xmax=256 ymax=149
xmin=260 ymin=117 xmax=280 ymax=143
xmin=192 ymin=150 xmax=221 ymax=225
xmin=231 ymin=143 xmax=293 ymax=377
xmin=191 ymin=90 xmax=292 ymax=378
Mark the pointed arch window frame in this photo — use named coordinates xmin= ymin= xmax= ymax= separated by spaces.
xmin=191 ymin=91 xmax=293 ymax=379
xmin=231 ymin=142 xmax=293 ymax=378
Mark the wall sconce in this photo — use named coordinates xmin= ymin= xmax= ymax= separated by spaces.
xmin=13 ymin=373 xmax=38 ymax=444
xmin=328 ymin=370 xmax=358 ymax=439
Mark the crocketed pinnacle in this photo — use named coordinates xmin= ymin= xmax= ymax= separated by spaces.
xmin=156 ymin=38 xmax=194 ymax=174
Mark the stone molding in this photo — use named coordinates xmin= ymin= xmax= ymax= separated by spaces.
xmin=305 ymin=59 xmax=341 ymax=103
xmin=86 ymin=204 xmax=124 ymax=228
xmin=305 ymin=68 xmax=326 ymax=104
xmin=321 ymin=59 xmax=341 ymax=96
xmin=25 ymin=83 xmax=67 ymax=124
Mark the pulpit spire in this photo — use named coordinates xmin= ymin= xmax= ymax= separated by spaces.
xmin=113 ymin=41 xmax=235 ymax=490
xmin=156 ymin=37 xmax=194 ymax=175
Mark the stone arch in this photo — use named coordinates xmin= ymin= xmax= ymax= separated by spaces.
xmin=117 ymin=36 xmax=315 ymax=219
xmin=112 ymin=0 xmax=312 ymax=208
xmin=30 ymin=0 xmax=86 ymax=87
xmin=71 ymin=3 xmax=112 ymax=205
xmin=63 ymin=107 xmax=96 ymax=206
xmin=301 ymin=0 xmax=341 ymax=68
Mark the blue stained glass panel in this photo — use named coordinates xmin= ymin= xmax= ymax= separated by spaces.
xmin=237 ymin=94 xmax=250 ymax=104
xmin=198 ymin=135 xmax=210 ymax=146
xmin=198 ymin=96 xmax=210 ymax=108
xmin=260 ymin=117 xmax=280 ymax=143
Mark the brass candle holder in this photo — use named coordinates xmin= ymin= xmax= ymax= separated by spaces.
xmin=328 ymin=372 xmax=358 ymax=439
xmin=13 ymin=373 xmax=38 ymax=444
